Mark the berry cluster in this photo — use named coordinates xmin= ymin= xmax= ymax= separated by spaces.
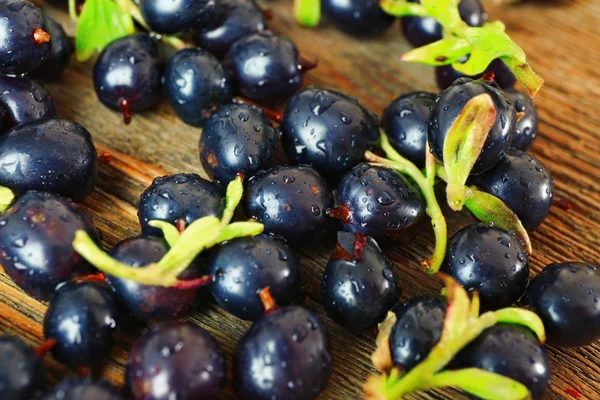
xmin=0 ymin=1 xmax=597 ymax=400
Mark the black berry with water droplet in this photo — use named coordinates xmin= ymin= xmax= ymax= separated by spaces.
xmin=381 ymin=91 xmax=435 ymax=168
xmin=93 ymin=34 xmax=162 ymax=124
xmin=505 ymin=89 xmax=538 ymax=151
xmin=471 ymin=149 xmax=553 ymax=231
xmin=126 ymin=321 xmax=225 ymax=400
xmin=453 ymin=325 xmax=551 ymax=400
xmin=31 ymin=17 xmax=73 ymax=81
xmin=389 ymin=295 xmax=445 ymax=371
xmin=44 ymin=281 xmax=120 ymax=369
xmin=329 ymin=164 xmax=424 ymax=241
xmin=244 ymin=165 xmax=334 ymax=246
xmin=233 ymin=305 xmax=332 ymax=400
xmin=435 ymin=58 xmax=516 ymax=91
xmin=0 ymin=335 xmax=46 ymax=400
xmin=208 ymin=234 xmax=301 ymax=321
xmin=0 ymin=191 xmax=99 ymax=301
xmin=165 ymin=48 xmax=232 ymax=127
xmin=42 ymin=377 xmax=124 ymax=400
xmin=428 ymin=77 xmax=516 ymax=174
xmin=322 ymin=231 xmax=400 ymax=332
xmin=138 ymin=173 xmax=225 ymax=236
xmin=321 ymin=0 xmax=395 ymax=36
xmin=200 ymin=103 xmax=278 ymax=186
xmin=0 ymin=75 xmax=55 ymax=129
xmin=440 ymin=223 xmax=529 ymax=310
xmin=0 ymin=118 xmax=97 ymax=201
xmin=141 ymin=0 xmax=221 ymax=34
xmin=224 ymin=31 xmax=303 ymax=104
xmin=0 ymin=0 xmax=51 ymax=75
xmin=194 ymin=0 xmax=267 ymax=57
xmin=523 ymin=262 xmax=600 ymax=347
xmin=280 ymin=87 xmax=380 ymax=181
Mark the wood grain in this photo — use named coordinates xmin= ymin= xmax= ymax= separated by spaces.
xmin=1 ymin=0 xmax=599 ymax=399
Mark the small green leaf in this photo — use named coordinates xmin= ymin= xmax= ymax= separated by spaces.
xmin=294 ymin=0 xmax=321 ymax=27
xmin=75 ymin=0 xmax=135 ymax=62
xmin=380 ymin=0 xmax=428 ymax=17
xmin=216 ymin=221 xmax=264 ymax=243
xmin=221 ymin=175 xmax=245 ymax=226
xmin=431 ymin=369 xmax=531 ymax=400
xmin=443 ymin=93 xmax=497 ymax=211
xmin=464 ymin=187 xmax=532 ymax=253
xmin=438 ymin=273 xmax=471 ymax=343
xmin=0 ymin=187 xmax=15 ymax=213
xmin=148 ymin=220 xmax=180 ymax=247
xmin=401 ymin=37 xmax=471 ymax=65
xmin=491 ymin=308 xmax=546 ymax=343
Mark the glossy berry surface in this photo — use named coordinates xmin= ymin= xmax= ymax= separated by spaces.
xmin=127 ymin=322 xmax=225 ymax=400
xmin=141 ymin=0 xmax=220 ymax=34
xmin=0 ymin=336 xmax=44 ymax=400
xmin=0 ymin=191 xmax=98 ymax=301
xmin=332 ymin=164 xmax=424 ymax=241
xmin=522 ymin=262 xmax=600 ymax=347
xmin=321 ymin=0 xmax=395 ymax=36
xmin=165 ymin=48 xmax=232 ymax=127
xmin=428 ymin=77 xmax=516 ymax=174
xmin=401 ymin=0 xmax=485 ymax=48
xmin=389 ymin=296 xmax=445 ymax=371
xmin=380 ymin=91 xmax=435 ymax=168
xmin=435 ymin=58 xmax=516 ymax=91
xmin=138 ymin=173 xmax=224 ymax=236
xmin=0 ymin=0 xmax=51 ymax=75
xmin=93 ymin=34 xmax=162 ymax=122
xmin=0 ymin=75 xmax=55 ymax=130
xmin=472 ymin=149 xmax=553 ymax=231
xmin=505 ymin=89 xmax=538 ymax=151
xmin=0 ymin=118 xmax=97 ymax=202
xmin=208 ymin=235 xmax=301 ymax=321
xmin=31 ymin=17 xmax=73 ymax=81
xmin=233 ymin=305 xmax=332 ymax=400
xmin=244 ymin=165 xmax=334 ymax=246
xmin=224 ymin=32 xmax=302 ymax=104
xmin=454 ymin=325 xmax=551 ymax=400
xmin=42 ymin=378 xmax=124 ymax=400
xmin=200 ymin=103 xmax=278 ymax=185
xmin=281 ymin=87 xmax=380 ymax=181
xmin=194 ymin=0 xmax=267 ymax=57
xmin=322 ymin=232 xmax=400 ymax=331
xmin=440 ymin=224 xmax=529 ymax=310
xmin=107 ymin=237 xmax=201 ymax=321
xmin=44 ymin=281 xmax=120 ymax=369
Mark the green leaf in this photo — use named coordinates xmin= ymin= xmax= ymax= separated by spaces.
xmin=221 ymin=175 xmax=244 ymax=226
xmin=148 ymin=220 xmax=180 ymax=247
xmin=216 ymin=221 xmax=264 ymax=243
xmin=401 ymin=37 xmax=471 ymax=65
xmin=0 ymin=186 xmax=15 ymax=213
xmin=75 ymin=0 xmax=134 ymax=62
xmin=294 ymin=0 xmax=321 ymax=27
xmin=438 ymin=273 xmax=471 ymax=344
xmin=491 ymin=308 xmax=546 ymax=343
xmin=431 ymin=369 xmax=531 ymax=400
xmin=420 ymin=0 xmax=463 ymax=29
xmin=464 ymin=187 xmax=532 ymax=254
xmin=442 ymin=93 xmax=497 ymax=211
xmin=380 ymin=0 xmax=429 ymax=17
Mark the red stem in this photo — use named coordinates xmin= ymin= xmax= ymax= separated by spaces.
xmin=119 ymin=99 xmax=132 ymax=125
xmin=262 ymin=8 xmax=274 ymax=20
xmin=98 ymin=152 xmax=112 ymax=164
xmin=76 ymin=272 xmax=106 ymax=283
xmin=173 ymin=275 xmax=213 ymax=290
xmin=35 ymin=339 xmax=56 ymax=359
xmin=354 ymin=232 xmax=367 ymax=260
xmin=298 ymin=56 xmax=319 ymax=72
xmin=76 ymin=367 xmax=92 ymax=377
xmin=482 ymin=72 xmax=496 ymax=83
xmin=326 ymin=205 xmax=352 ymax=222
xmin=259 ymin=287 xmax=279 ymax=314
xmin=33 ymin=28 xmax=51 ymax=44
xmin=176 ymin=219 xmax=187 ymax=234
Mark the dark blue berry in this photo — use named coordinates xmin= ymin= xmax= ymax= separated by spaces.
xmin=389 ymin=295 xmax=445 ymax=371
xmin=233 ymin=305 xmax=332 ymax=400
xmin=440 ymin=223 xmax=529 ymax=310
xmin=165 ymin=48 xmax=232 ymax=127
xmin=454 ymin=325 xmax=551 ymax=400
xmin=138 ymin=173 xmax=224 ymax=237
xmin=93 ymin=34 xmax=162 ymax=123
xmin=224 ymin=32 xmax=303 ymax=104
xmin=0 ymin=0 xmax=51 ymax=75
xmin=194 ymin=0 xmax=267 ymax=58
xmin=281 ymin=87 xmax=380 ymax=181
xmin=208 ymin=234 xmax=300 ymax=321
xmin=244 ymin=165 xmax=334 ymax=246
xmin=141 ymin=0 xmax=221 ymax=34
xmin=44 ymin=281 xmax=120 ymax=369
xmin=0 ymin=336 xmax=45 ymax=400
xmin=0 ymin=191 xmax=99 ymax=301
xmin=401 ymin=0 xmax=485 ymax=48
xmin=380 ymin=91 xmax=435 ymax=168
xmin=200 ymin=103 xmax=278 ymax=185
xmin=428 ymin=77 xmax=516 ymax=174
xmin=505 ymin=89 xmax=538 ymax=151
xmin=435 ymin=58 xmax=516 ymax=91
xmin=107 ymin=237 xmax=202 ymax=321
xmin=522 ymin=262 xmax=600 ymax=347
xmin=0 ymin=118 xmax=97 ymax=201
xmin=31 ymin=17 xmax=73 ymax=81
xmin=0 ymin=75 xmax=55 ymax=130
xmin=330 ymin=164 xmax=424 ymax=241
xmin=321 ymin=0 xmax=395 ymax=36
xmin=126 ymin=322 xmax=225 ymax=400
xmin=472 ymin=149 xmax=553 ymax=231
xmin=42 ymin=378 xmax=124 ymax=400
xmin=322 ymin=231 xmax=400 ymax=331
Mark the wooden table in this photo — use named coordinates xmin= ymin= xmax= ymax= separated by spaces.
xmin=1 ymin=0 xmax=599 ymax=399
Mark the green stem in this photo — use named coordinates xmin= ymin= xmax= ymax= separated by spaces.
xmin=379 ymin=0 xmax=429 ymax=17
xmin=68 ymin=0 xmax=79 ymax=22
xmin=148 ymin=220 xmax=181 ymax=247
xmin=161 ymin=35 xmax=188 ymax=50
xmin=0 ymin=187 xmax=15 ymax=213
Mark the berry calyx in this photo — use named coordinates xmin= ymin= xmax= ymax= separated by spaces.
xmin=33 ymin=28 xmax=51 ymax=44
xmin=258 ymin=287 xmax=279 ymax=314
xmin=119 ymin=98 xmax=132 ymax=125
xmin=298 ymin=56 xmax=319 ymax=71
